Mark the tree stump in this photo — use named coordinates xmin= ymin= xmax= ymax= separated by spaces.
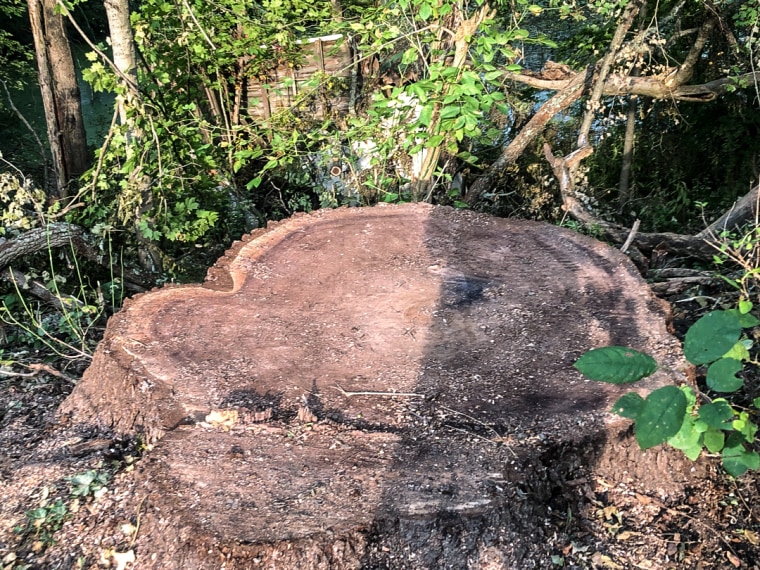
xmin=58 ymin=203 xmax=690 ymax=568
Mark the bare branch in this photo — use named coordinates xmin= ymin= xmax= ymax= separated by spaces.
xmin=464 ymin=67 xmax=590 ymax=204
xmin=670 ymin=17 xmax=717 ymax=87
xmin=578 ymin=0 xmax=642 ymax=148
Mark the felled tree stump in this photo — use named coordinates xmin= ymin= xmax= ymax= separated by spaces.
xmin=58 ymin=203 xmax=688 ymax=568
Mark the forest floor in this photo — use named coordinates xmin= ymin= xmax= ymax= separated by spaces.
xmin=1 ymin=234 xmax=760 ymax=569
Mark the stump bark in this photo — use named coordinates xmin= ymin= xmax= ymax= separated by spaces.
xmin=58 ymin=203 xmax=692 ymax=568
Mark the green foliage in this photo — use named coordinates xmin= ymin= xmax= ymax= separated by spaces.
xmin=68 ymin=469 xmax=110 ymax=498
xmin=575 ymin=306 xmax=760 ymax=477
xmin=631 ymin=385 xmax=687 ymax=450
xmin=76 ymin=0 xmax=560 ymax=256
xmin=573 ymin=346 xmax=656 ymax=384
xmin=17 ymin=500 xmax=68 ymax=549
xmin=0 ymin=0 xmax=35 ymax=89
xmin=683 ymin=310 xmax=743 ymax=365
xmin=0 ymin=167 xmax=112 ymax=365
xmin=14 ymin=469 xmax=110 ymax=552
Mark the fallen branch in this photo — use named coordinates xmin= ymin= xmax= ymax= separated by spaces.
xmin=1 ymin=267 xmax=83 ymax=310
xmin=620 ymin=219 xmax=641 ymax=253
xmin=0 ymin=222 xmax=150 ymax=294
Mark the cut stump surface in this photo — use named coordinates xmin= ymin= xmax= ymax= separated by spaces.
xmin=59 ymin=203 xmax=687 ymax=568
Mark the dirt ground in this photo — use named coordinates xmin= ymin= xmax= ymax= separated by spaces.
xmin=1 ymin=204 xmax=760 ymax=569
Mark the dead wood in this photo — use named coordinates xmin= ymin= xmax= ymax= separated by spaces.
xmin=465 ymin=4 xmax=742 ymax=207
xmin=0 ymin=222 xmax=149 ymax=306
xmin=0 ymin=223 xmax=87 ymax=269
xmin=697 ymin=182 xmax=760 ymax=238
xmin=0 ymin=267 xmax=83 ymax=310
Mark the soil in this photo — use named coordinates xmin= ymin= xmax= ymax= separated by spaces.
xmin=1 ymin=203 xmax=760 ymax=569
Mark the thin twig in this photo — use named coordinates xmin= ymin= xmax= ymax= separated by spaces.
xmin=28 ymin=363 xmax=79 ymax=385
xmin=333 ymin=384 xmax=424 ymax=397
xmin=0 ymin=368 xmax=38 ymax=378
xmin=130 ymin=495 xmax=149 ymax=548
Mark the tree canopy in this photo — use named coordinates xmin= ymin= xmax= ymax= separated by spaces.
xmin=1 ymin=0 xmax=760 ymax=281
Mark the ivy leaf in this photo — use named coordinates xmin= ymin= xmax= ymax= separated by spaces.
xmin=684 ymin=311 xmax=742 ymax=365
xmin=706 ymin=358 xmax=743 ymax=393
xmin=574 ymin=346 xmax=657 ymax=384
xmin=722 ymin=437 xmax=760 ymax=477
xmin=698 ymin=400 xmax=735 ymax=429
xmin=635 ymin=386 xmax=687 ymax=450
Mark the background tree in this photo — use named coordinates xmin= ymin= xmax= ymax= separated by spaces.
xmin=27 ymin=0 xmax=88 ymax=198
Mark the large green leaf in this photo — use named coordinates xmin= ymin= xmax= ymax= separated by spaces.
xmin=706 ymin=358 xmax=744 ymax=393
xmin=635 ymin=386 xmax=687 ymax=450
xmin=574 ymin=346 xmax=657 ymax=384
xmin=684 ymin=311 xmax=742 ymax=365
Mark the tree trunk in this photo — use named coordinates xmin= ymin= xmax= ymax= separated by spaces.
xmin=103 ymin=0 xmax=163 ymax=273
xmin=618 ymin=95 xmax=637 ymax=207
xmin=103 ymin=0 xmax=137 ymax=125
xmin=27 ymin=0 xmax=89 ymax=198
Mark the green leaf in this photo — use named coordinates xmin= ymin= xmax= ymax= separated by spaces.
xmin=612 ymin=392 xmax=644 ymax=419
xmin=418 ymin=1 xmax=432 ymax=20
xmin=440 ymin=106 xmax=460 ymax=119
xmin=739 ymin=300 xmax=753 ymax=314
xmin=725 ymin=308 xmax=760 ymax=328
xmin=635 ymin=386 xmax=687 ymax=450
xmin=418 ymin=103 xmax=433 ymax=126
xmin=706 ymin=358 xmax=743 ymax=393
xmin=683 ymin=311 xmax=742 ymax=365
xmin=703 ymin=429 xmax=725 ymax=453
xmin=722 ymin=440 xmax=760 ymax=477
xmin=732 ymin=412 xmax=757 ymax=441
xmin=401 ymin=47 xmax=418 ymax=65
xmin=574 ymin=346 xmax=657 ymax=384
xmin=698 ymin=400 xmax=735 ymax=429
xmin=425 ymin=135 xmax=445 ymax=148
xmin=667 ymin=414 xmax=702 ymax=460
xmin=407 ymin=83 xmax=428 ymax=103
xmin=681 ymin=385 xmax=697 ymax=410
xmin=722 ymin=340 xmax=751 ymax=362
